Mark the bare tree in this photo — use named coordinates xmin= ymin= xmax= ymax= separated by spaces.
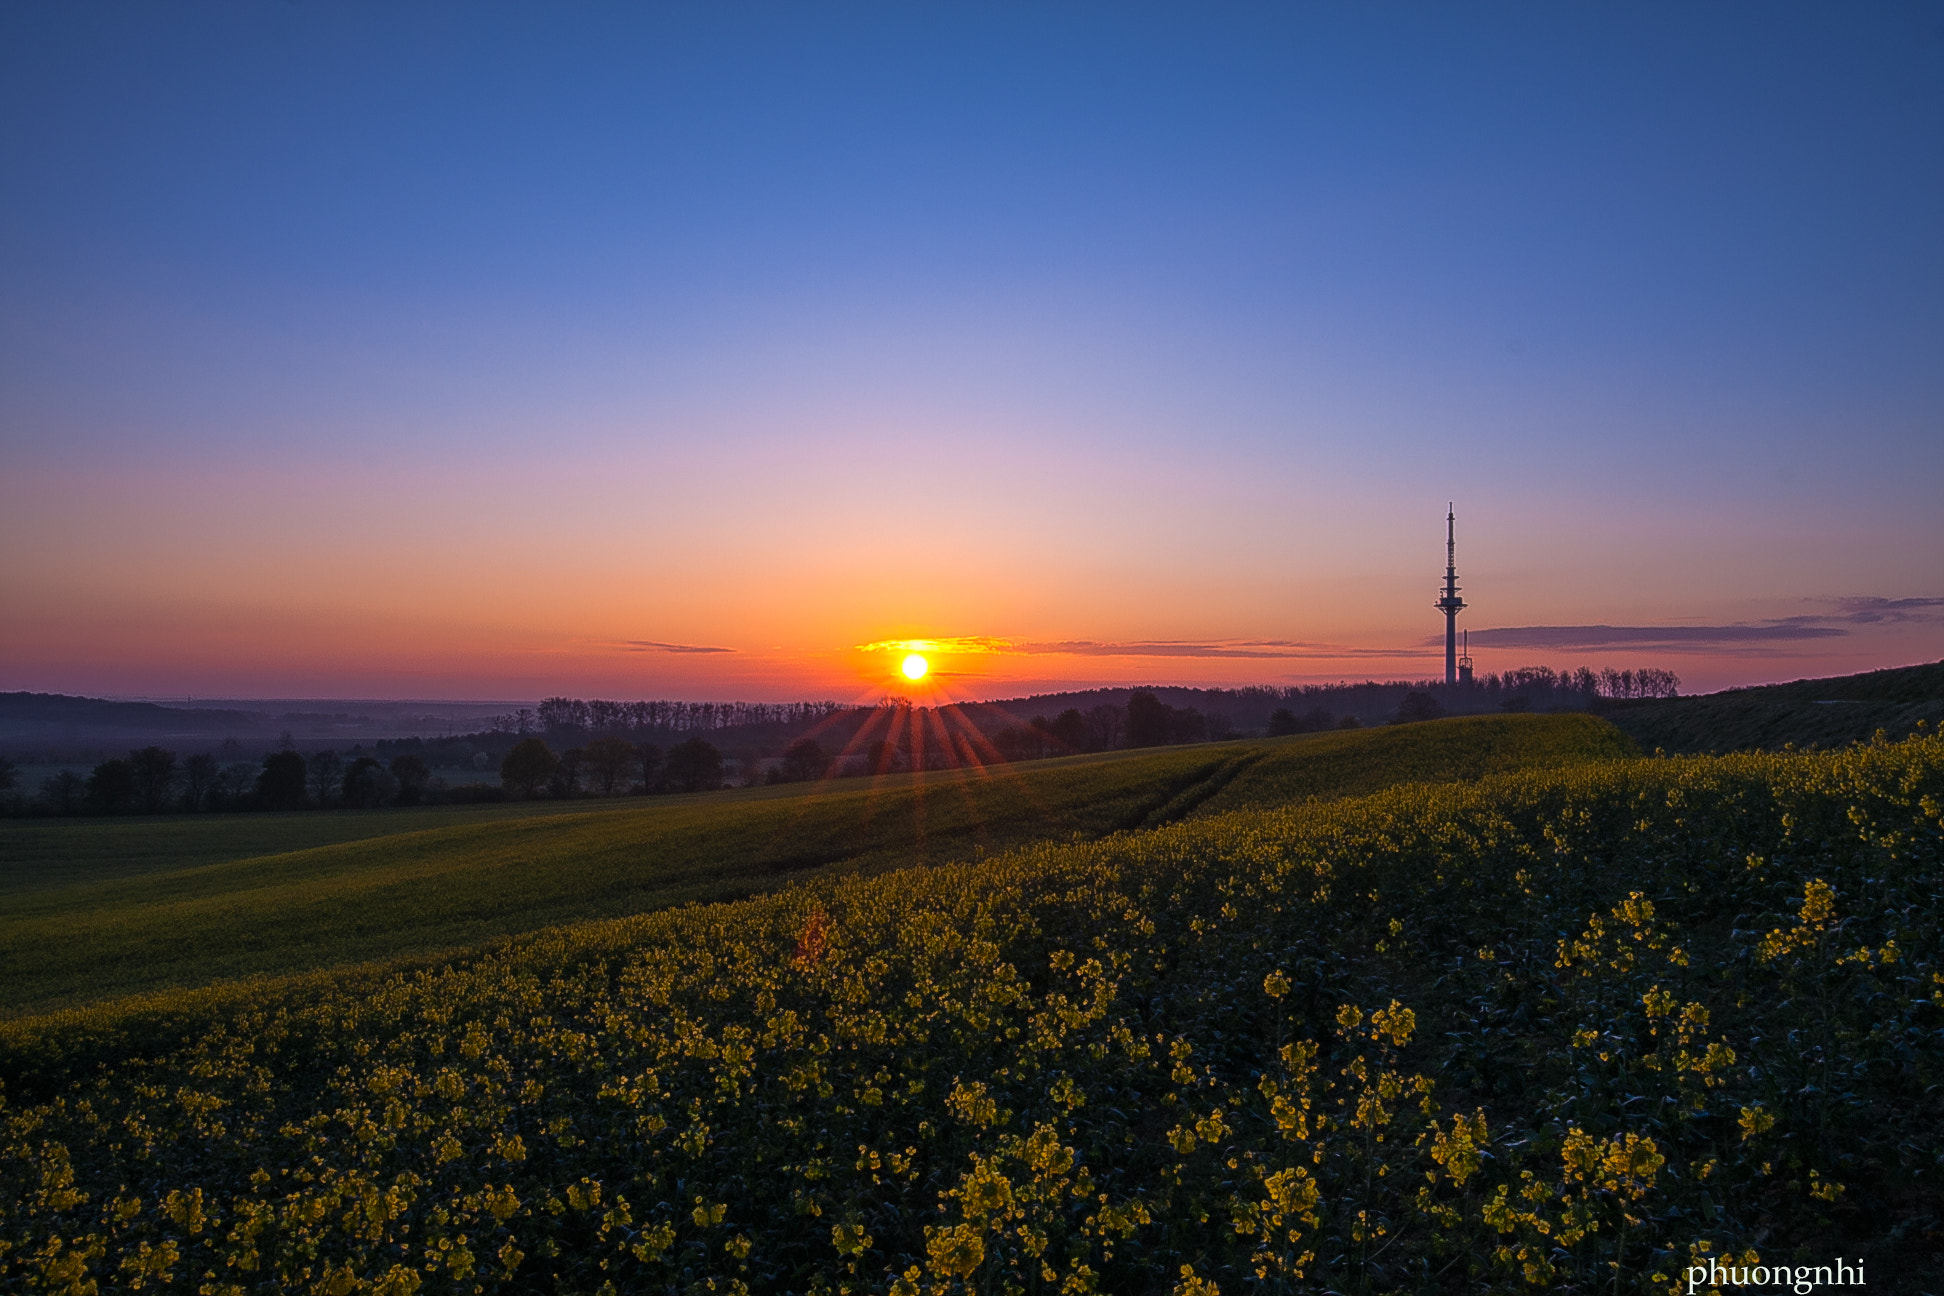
xmin=215 ymin=762 xmax=257 ymax=808
xmin=129 ymin=746 xmax=178 ymax=813
xmin=181 ymin=753 xmax=219 ymax=811
xmin=308 ymin=751 xmax=344 ymax=806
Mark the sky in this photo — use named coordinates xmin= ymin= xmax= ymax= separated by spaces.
xmin=2 ymin=2 xmax=1941 ymax=704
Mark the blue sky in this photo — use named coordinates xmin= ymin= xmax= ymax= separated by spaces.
xmin=3 ymin=2 xmax=1940 ymax=699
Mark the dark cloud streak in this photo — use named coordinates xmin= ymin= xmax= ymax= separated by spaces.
xmin=615 ymin=641 xmax=736 ymax=655
xmin=1450 ymin=596 xmax=1941 ymax=653
xmin=1832 ymin=597 xmax=1944 ymax=624
xmin=1012 ymin=640 xmax=1403 ymax=660
xmin=1458 ymin=624 xmax=1849 ymax=650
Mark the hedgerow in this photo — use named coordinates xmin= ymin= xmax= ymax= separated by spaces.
xmin=2 ymin=730 xmax=1940 ymax=1293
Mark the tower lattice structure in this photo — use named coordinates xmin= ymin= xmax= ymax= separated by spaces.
xmin=1435 ymin=505 xmax=1466 ymax=687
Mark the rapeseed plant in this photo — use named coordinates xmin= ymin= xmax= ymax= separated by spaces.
xmin=0 ymin=732 xmax=1938 ymax=1292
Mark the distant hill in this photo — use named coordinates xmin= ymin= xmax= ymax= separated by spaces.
xmin=0 ymin=692 xmax=266 ymax=751
xmin=1601 ymin=660 xmax=1944 ymax=754
xmin=0 ymin=693 xmax=512 ymax=757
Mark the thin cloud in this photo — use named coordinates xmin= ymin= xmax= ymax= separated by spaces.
xmin=1458 ymin=624 xmax=1849 ymax=651
xmin=614 ymin=640 xmax=736 ymax=654
xmin=856 ymin=636 xmax=1393 ymax=660
xmin=1016 ymin=640 xmax=1303 ymax=660
xmin=1828 ymin=596 xmax=1944 ymax=624
xmin=855 ymin=636 xmax=1015 ymax=655
xmin=1457 ymin=597 xmax=1944 ymax=653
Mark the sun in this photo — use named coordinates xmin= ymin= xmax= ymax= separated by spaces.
xmin=901 ymin=653 xmax=930 ymax=681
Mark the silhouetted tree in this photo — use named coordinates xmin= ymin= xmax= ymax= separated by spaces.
xmin=1269 ymin=706 xmax=1337 ymax=736
xmin=1595 ymin=666 xmax=1680 ymax=700
xmin=866 ymin=739 xmax=899 ymax=775
xmin=996 ymin=725 xmax=1043 ymax=763
xmin=538 ymin=696 xmax=590 ymax=734
xmin=215 ymin=761 xmax=257 ymax=808
xmin=1084 ymin=704 xmax=1124 ymax=751
xmin=500 ymin=738 xmax=558 ymax=800
xmin=308 ymin=751 xmax=344 ymax=806
xmin=780 ymin=738 xmax=830 ymax=783
xmin=1169 ymin=707 xmax=1209 ymax=744
xmin=1126 ymin=691 xmax=1171 ymax=748
xmin=586 ymin=699 xmax=629 ymax=733
xmin=1394 ymin=691 xmax=1445 ymax=725
xmin=1336 ymin=715 xmax=1362 ymax=730
xmin=129 ymin=746 xmax=178 ymax=813
xmin=637 ymin=742 xmax=664 ymax=793
xmin=259 ymin=750 xmax=309 ymax=807
xmin=583 ymin=735 xmax=637 ymax=797
xmin=0 ymin=756 xmax=15 ymax=796
xmin=551 ymin=748 xmax=586 ymax=799
xmin=88 ymin=758 xmax=137 ymax=813
xmin=42 ymin=770 xmax=85 ymax=815
xmin=257 ymin=750 xmax=308 ymax=809
xmin=1047 ymin=708 xmax=1088 ymax=752
xmin=389 ymin=754 xmax=431 ymax=806
xmin=664 ymin=737 xmax=724 ymax=793
xmin=341 ymin=756 xmax=391 ymax=809
xmin=181 ymin=753 xmax=218 ymax=812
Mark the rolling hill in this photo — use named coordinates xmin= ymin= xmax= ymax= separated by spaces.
xmin=1602 ymin=659 xmax=1944 ymax=754
xmin=0 ymin=713 xmax=1631 ymax=1017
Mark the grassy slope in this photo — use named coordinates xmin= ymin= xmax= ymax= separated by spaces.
xmin=1194 ymin=711 xmax=1633 ymax=815
xmin=0 ymin=714 xmax=1626 ymax=1018
xmin=3 ymin=732 xmax=1935 ymax=1291
xmin=0 ymin=799 xmax=607 ymax=894
xmin=1603 ymin=659 xmax=1944 ymax=754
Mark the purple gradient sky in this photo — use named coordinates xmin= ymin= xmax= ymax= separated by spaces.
xmin=2 ymin=3 xmax=1940 ymax=701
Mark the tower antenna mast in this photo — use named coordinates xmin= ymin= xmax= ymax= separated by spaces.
xmin=1435 ymin=504 xmax=1466 ymax=687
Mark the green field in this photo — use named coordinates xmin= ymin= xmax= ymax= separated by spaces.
xmin=0 ymin=714 xmax=1628 ymax=1018
xmin=1603 ymin=658 xmax=1944 ymax=754
xmin=1 ymin=721 xmax=1935 ymax=1293
xmin=0 ymin=798 xmax=601 ymax=894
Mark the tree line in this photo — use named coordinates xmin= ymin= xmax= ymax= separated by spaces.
xmin=507 ymin=698 xmax=847 ymax=737
xmin=0 ymin=735 xmax=736 ymax=817
xmin=0 ymin=664 xmax=1681 ymax=815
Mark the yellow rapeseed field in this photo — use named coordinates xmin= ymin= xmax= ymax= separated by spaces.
xmin=2 ymin=726 xmax=1938 ymax=1293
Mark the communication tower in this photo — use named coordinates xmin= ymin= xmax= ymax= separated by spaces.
xmin=1435 ymin=505 xmax=1466 ymax=686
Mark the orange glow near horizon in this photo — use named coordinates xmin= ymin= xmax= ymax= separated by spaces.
xmin=2 ymin=463 xmax=1938 ymax=702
